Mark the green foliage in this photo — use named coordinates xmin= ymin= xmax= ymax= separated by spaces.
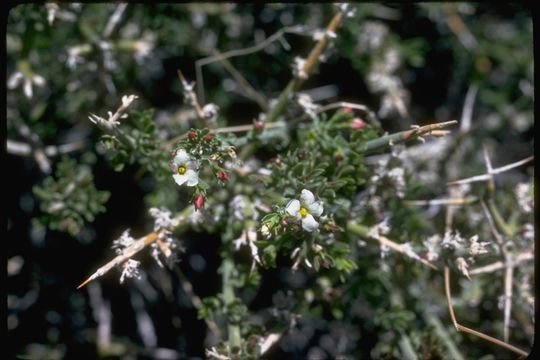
xmin=8 ymin=3 xmax=534 ymax=360
xmin=32 ymin=155 xmax=110 ymax=235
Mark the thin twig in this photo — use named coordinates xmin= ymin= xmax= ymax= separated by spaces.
xmin=289 ymin=101 xmax=380 ymax=127
xmin=447 ymin=156 xmax=533 ymax=186
xmin=405 ymin=196 xmax=477 ymax=206
xmin=443 ymin=5 xmax=478 ymax=51
xmin=103 ymin=3 xmax=128 ymax=38
xmin=211 ymin=49 xmax=268 ymax=111
xmin=469 ymin=252 xmax=533 ymax=275
xmin=365 ymin=120 xmax=458 ymax=155
xmin=173 ymin=267 xmax=221 ymax=339
xmin=162 ymin=121 xmax=286 ymax=148
xmin=503 ymin=261 xmax=514 ymax=343
xmin=195 ymin=26 xmax=311 ymax=103
xmin=480 ymin=200 xmax=514 ymax=342
xmin=7 ymin=139 xmax=85 ymax=157
xmin=444 ymin=266 xmax=527 ymax=356
xmin=347 ymin=222 xmax=437 ymax=270
xmin=460 ymin=84 xmax=478 ymax=134
xmin=377 ymin=234 xmax=438 ymax=270
xmin=177 ymin=69 xmax=206 ymax=123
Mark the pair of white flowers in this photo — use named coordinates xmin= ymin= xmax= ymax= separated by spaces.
xmin=170 ymin=150 xmax=324 ymax=232
xmin=286 ymin=189 xmax=324 ymax=232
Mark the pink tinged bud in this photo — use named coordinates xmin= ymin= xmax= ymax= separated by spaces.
xmin=187 ymin=131 xmax=197 ymax=140
xmin=193 ymin=194 xmax=204 ymax=210
xmin=343 ymin=106 xmax=353 ymax=113
xmin=254 ymin=121 xmax=265 ymax=131
xmin=216 ymin=171 xmax=229 ymax=182
xmin=351 ymin=118 xmax=366 ymax=130
xmin=203 ymin=133 xmax=213 ymax=142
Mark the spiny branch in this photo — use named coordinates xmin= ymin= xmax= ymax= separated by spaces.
xmin=365 ymin=120 xmax=458 ymax=154
xmin=77 ymin=231 xmax=160 ymax=289
xmin=447 ymin=155 xmax=533 ymax=186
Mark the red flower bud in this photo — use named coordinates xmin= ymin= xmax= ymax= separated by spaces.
xmin=193 ymin=194 xmax=204 ymax=210
xmin=203 ymin=133 xmax=213 ymax=142
xmin=187 ymin=131 xmax=197 ymax=140
xmin=254 ymin=120 xmax=265 ymax=132
xmin=216 ymin=171 xmax=229 ymax=182
xmin=351 ymin=118 xmax=365 ymax=130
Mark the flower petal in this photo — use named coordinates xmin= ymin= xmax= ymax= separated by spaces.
xmin=300 ymin=189 xmax=315 ymax=206
xmin=286 ymin=199 xmax=301 ymax=216
xmin=23 ymin=79 xmax=33 ymax=98
xmin=174 ymin=149 xmax=190 ymax=164
xmin=307 ymin=201 xmax=323 ymax=217
xmin=173 ymin=173 xmax=187 ymax=186
xmin=185 ymin=169 xmax=199 ymax=186
xmin=7 ymin=72 xmax=23 ymax=89
xmin=169 ymin=160 xmax=178 ymax=173
xmin=301 ymin=214 xmax=319 ymax=232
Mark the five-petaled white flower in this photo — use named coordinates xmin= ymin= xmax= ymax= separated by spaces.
xmin=286 ymin=189 xmax=324 ymax=232
xmin=170 ymin=149 xmax=198 ymax=187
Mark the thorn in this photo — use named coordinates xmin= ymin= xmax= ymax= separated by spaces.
xmin=77 ymin=276 xmax=92 ymax=290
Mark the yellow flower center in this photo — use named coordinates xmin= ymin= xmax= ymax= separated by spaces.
xmin=178 ymin=165 xmax=186 ymax=175
xmin=299 ymin=207 xmax=308 ymax=218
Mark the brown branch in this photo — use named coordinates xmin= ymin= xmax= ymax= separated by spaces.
xmin=211 ymin=49 xmax=268 ymax=111
xmin=444 ymin=266 xmax=528 ymax=357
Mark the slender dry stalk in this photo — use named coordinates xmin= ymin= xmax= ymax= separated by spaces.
xmin=365 ymin=120 xmax=458 ymax=154
xmin=470 ymin=252 xmax=533 ymax=275
xmin=444 ymin=267 xmax=527 ymax=357
xmin=163 ymin=121 xmax=286 ymax=148
xmin=177 ymin=69 xmax=206 ymax=123
xmin=442 ymin=193 xmax=528 ymax=357
xmin=195 ymin=26 xmax=312 ymax=103
xmin=443 ymin=5 xmax=478 ymax=50
xmin=447 ymin=156 xmax=533 ymax=186
xmin=77 ymin=231 xmax=160 ymax=289
xmin=376 ymin=234 xmax=438 ymax=270
xmin=102 ymin=3 xmax=128 ymax=38
xmin=459 ymin=84 xmax=478 ymax=134
xmin=7 ymin=139 xmax=84 ymax=157
xmin=405 ymin=196 xmax=477 ymax=206
xmin=211 ymin=49 xmax=268 ymax=111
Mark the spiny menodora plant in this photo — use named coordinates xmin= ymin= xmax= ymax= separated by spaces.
xmin=7 ymin=3 xmax=533 ymax=359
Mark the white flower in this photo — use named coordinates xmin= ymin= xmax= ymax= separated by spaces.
xmin=7 ymin=71 xmax=46 ymax=99
xmin=286 ymin=189 xmax=324 ymax=232
xmin=170 ymin=149 xmax=198 ymax=187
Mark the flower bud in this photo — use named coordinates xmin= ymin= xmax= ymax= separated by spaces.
xmin=193 ymin=194 xmax=204 ymax=210
xmin=216 ymin=171 xmax=229 ymax=182
xmin=203 ymin=133 xmax=213 ymax=142
xmin=254 ymin=120 xmax=265 ymax=132
xmin=187 ymin=130 xmax=197 ymax=140
xmin=351 ymin=118 xmax=366 ymax=130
